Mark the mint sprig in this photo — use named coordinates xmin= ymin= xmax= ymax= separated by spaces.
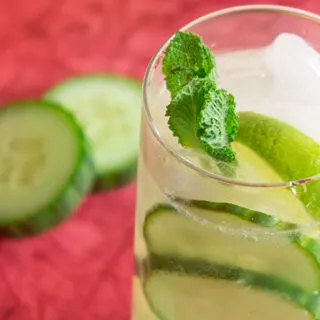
xmin=163 ymin=31 xmax=238 ymax=162
xmin=166 ymin=78 xmax=238 ymax=162
xmin=163 ymin=32 xmax=217 ymax=98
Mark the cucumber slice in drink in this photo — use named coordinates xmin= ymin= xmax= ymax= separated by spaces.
xmin=236 ymin=111 xmax=320 ymax=219
xmin=144 ymin=204 xmax=320 ymax=291
xmin=45 ymin=74 xmax=141 ymax=190
xmin=145 ymin=258 xmax=320 ymax=320
xmin=0 ymin=101 xmax=94 ymax=237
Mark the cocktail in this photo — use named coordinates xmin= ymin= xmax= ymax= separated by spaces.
xmin=133 ymin=5 xmax=320 ymax=320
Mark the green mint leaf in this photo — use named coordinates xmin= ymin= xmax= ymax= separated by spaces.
xmin=166 ymin=78 xmax=238 ymax=162
xmin=199 ymin=88 xmax=238 ymax=162
xmin=166 ymin=78 xmax=211 ymax=149
xmin=162 ymin=32 xmax=217 ymax=98
xmin=163 ymin=31 xmax=239 ymax=163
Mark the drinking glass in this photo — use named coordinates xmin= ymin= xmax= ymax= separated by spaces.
xmin=133 ymin=5 xmax=320 ymax=320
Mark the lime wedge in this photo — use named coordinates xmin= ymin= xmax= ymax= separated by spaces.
xmin=236 ymin=111 xmax=320 ymax=219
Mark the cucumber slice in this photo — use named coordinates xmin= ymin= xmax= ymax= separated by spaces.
xmin=44 ymin=74 xmax=141 ymax=190
xmin=0 ymin=101 xmax=94 ymax=237
xmin=144 ymin=204 xmax=320 ymax=291
xmin=145 ymin=258 xmax=320 ymax=320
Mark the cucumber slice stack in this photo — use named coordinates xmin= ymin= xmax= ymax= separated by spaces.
xmin=45 ymin=74 xmax=142 ymax=190
xmin=0 ymin=101 xmax=94 ymax=237
xmin=0 ymin=73 xmax=141 ymax=236
xmin=143 ymin=203 xmax=320 ymax=320
xmin=144 ymin=203 xmax=320 ymax=291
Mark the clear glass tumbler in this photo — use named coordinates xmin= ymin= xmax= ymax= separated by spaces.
xmin=133 ymin=5 xmax=320 ymax=320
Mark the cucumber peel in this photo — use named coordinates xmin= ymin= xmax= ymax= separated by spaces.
xmin=144 ymin=203 xmax=320 ymax=291
xmin=44 ymin=74 xmax=141 ymax=190
xmin=0 ymin=101 xmax=94 ymax=237
xmin=145 ymin=255 xmax=320 ymax=320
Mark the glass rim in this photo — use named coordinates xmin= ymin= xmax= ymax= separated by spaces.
xmin=142 ymin=4 xmax=320 ymax=189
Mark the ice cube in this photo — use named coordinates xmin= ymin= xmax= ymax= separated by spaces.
xmin=266 ymin=33 xmax=320 ymax=103
xmin=216 ymin=49 xmax=272 ymax=111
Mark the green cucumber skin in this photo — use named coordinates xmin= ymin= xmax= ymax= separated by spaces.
xmin=172 ymin=199 xmax=320 ymax=273
xmin=143 ymin=202 xmax=294 ymax=248
xmin=145 ymin=255 xmax=320 ymax=320
xmin=236 ymin=111 xmax=320 ymax=219
xmin=143 ymin=204 xmax=177 ymax=244
xmin=296 ymin=234 xmax=320 ymax=269
xmin=92 ymin=158 xmax=137 ymax=191
xmin=144 ymin=203 xmax=320 ymax=290
xmin=44 ymin=73 xmax=142 ymax=191
xmin=172 ymin=197 xmax=293 ymax=228
xmin=0 ymin=101 xmax=95 ymax=237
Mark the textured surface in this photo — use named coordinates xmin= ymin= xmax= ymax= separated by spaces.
xmin=0 ymin=0 xmax=319 ymax=319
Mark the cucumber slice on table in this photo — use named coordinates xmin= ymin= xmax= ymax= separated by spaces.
xmin=145 ymin=260 xmax=320 ymax=320
xmin=45 ymin=74 xmax=141 ymax=190
xmin=144 ymin=203 xmax=320 ymax=291
xmin=0 ymin=101 xmax=94 ymax=237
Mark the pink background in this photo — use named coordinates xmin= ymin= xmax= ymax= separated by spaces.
xmin=0 ymin=0 xmax=318 ymax=319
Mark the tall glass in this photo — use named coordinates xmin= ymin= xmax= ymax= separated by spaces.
xmin=133 ymin=5 xmax=320 ymax=320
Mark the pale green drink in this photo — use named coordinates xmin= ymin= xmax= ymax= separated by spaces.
xmin=133 ymin=5 xmax=320 ymax=320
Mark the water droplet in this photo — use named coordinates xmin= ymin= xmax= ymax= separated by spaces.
xmin=291 ymin=182 xmax=307 ymax=196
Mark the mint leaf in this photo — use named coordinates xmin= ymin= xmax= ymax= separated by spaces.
xmin=199 ymin=88 xmax=238 ymax=162
xmin=163 ymin=31 xmax=239 ymax=163
xmin=163 ymin=32 xmax=216 ymax=98
xmin=166 ymin=78 xmax=212 ymax=149
xmin=167 ymin=78 xmax=238 ymax=162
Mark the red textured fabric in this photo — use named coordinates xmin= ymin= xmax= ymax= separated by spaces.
xmin=0 ymin=0 xmax=319 ymax=319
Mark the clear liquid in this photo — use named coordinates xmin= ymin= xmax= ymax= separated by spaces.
xmin=132 ymin=46 xmax=320 ymax=320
